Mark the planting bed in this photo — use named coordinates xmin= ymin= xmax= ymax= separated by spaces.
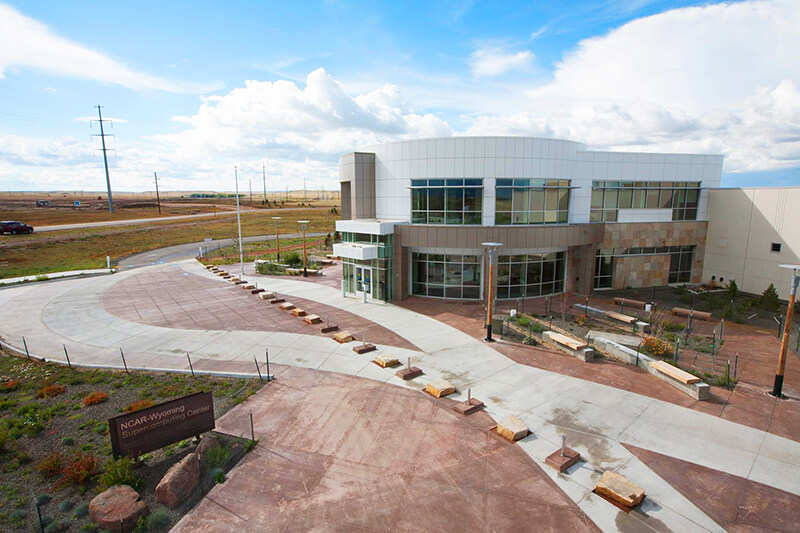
xmin=0 ymin=349 xmax=262 ymax=532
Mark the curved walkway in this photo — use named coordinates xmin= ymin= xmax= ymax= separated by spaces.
xmin=2 ymin=259 xmax=800 ymax=531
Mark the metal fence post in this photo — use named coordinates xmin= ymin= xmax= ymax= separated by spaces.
xmin=22 ymin=336 xmax=30 ymax=360
xmin=62 ymin=344 xmax=72 ymax=369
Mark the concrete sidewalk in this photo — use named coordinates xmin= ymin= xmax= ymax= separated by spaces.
xmin=0 ymin=268 xmax=113 ymax=287
xmin=1 ymin=259 xmax=800 ymax=531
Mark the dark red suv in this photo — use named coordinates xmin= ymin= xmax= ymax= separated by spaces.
xmin=0 ymin=221 xmax=34 ymax=234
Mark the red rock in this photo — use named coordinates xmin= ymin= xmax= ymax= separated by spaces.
xmin=89 ymin=485 xmax=147 ymax=532
xmin=156 ymin=452 xmax=200 ymax=508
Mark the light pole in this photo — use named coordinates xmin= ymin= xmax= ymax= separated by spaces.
xmin=272 ymin=216 xmax=282 ymax=262
xmin=298 ymin=220 xmax=309 ymax=277
xmin=772 ymin=264 xmax=800 ymax=397
xmin=234 ymin=166 xmax=245 ymax=278
xmin=482 ymin=242 xmax=503 ymax=342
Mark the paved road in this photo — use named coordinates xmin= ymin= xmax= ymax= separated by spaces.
xmin=3 ymin=258 xmax=800 ymax=531
xmin=118 ymin=232 xmax=328 ymax=269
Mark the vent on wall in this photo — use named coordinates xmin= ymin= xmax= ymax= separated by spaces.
xmin=771 ymin=242 xmax=782 ymax=253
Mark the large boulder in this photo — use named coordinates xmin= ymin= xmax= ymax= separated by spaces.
xmin=156 ymin=452 xmax=200 ymax=508
xmin=89 ymin=485 xmax=147 ymax=532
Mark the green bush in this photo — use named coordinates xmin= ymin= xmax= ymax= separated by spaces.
xmin=97 ymin=456 xmax=141 ymax=491
xmin=44 ymin=518 xmax=70 ymax=532
xmin=516 ymin=316 xmax=530 ymax=327
xmin=255 ymin=262 xmax=285 ymax=275
xmin=726 ymin=279 xmax=739 ymax=300
xmin=283 ymin=251 xmax=303 ymax=268
xmin=57 ymin=500 xmax=74 ymax=512
xmin=663 ymin=321 xmax=685 ymax=333
xmin=73 ymin=503 xmax=89 ymax=519
xmin=758 ymin=284 xmax=780 ymax=312
xmin=203 ymin=442 xmax=232 ymax=470
xmin=146 ymin=509 xmax=171 ymax=531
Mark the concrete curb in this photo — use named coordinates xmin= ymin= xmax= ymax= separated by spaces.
xmin=0 ymin=269 xmax=116 ymax=290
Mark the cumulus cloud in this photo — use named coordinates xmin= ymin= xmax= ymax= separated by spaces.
xmin=466 ymin=0 xmax=800 ymax=172
xmin=0 ymin=3 xmax=221 ymax=93
xmin=470 ymin=46 xmax=534 ymax=77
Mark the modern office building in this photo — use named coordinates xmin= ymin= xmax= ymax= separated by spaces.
xmin=333 ymin=137 xmax=723 ymax=302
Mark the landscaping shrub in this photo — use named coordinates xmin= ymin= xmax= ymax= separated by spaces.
xmin=516 ymin=315 xmax=530 ymax=327
xmin=97 ymin=456 xmax=140 ymax=491
xmin=57 ymin=500 xmax=74 ymax=512
xmin=0 ymin=428 xmax=8 ymax=452
xmin=146 ymin=509 xmax=171 ymax=531
xmin=54 ymin=451 xmax=99 ymax=489
xmin=0 ymin=379 xmax=20 ymax=393
xmin=758 ymin=284 xmax=780 ymax=312
xmin=662 ymin=321 xmax=685 ymax=333
xmin=37 ymin=384 xmax=66 ymax=399
xmin=726 ymin=279 xmax=739 ymax=300
xmin=641 ymin=336 xmax=672 ymax=357
xmin=62 ymin=437 xmax=75 ymax=446
xmin=73 ymin=503 xmax=89 ymax=519
xmin=81 ymin=391 xmax=108 ymax=406
xmin=256 ymin=261 xmax=286 ymax=275
xmin=123 ymin=399 xmax=154 ymax=413
xmin=37 ymin=453 xmax=65 ymax=478
xmin=44 ymin=519 xmax=70 ymax=532
xmin=36 ymin=493 xmax=52 ymax=505
xmin=283 ymin=251 xmax=303 ymax=268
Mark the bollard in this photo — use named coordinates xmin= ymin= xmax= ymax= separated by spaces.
xmin=265 ymin=349 xmax=271 ymax=381
xmin=254 ymin=357 xmax=263 ymax=383
xmin=107 ymin=255 xmax=111 ymax=269
xmin=250 ymin=412 xmax=255 ymax=442
xmin=22 ymin=336 xmax=30 ymax=360
xmin=36 ymin=501 xmax=43 ymax=533
xmin=62 ymin=344 xmax=72 ymax=369
xmin=561 ymin=435 xmax=567 ymax=457
xmin=186 ymin=353 xmax=195 ymax=377
xmin=727 ymin=360 xmax=731 ymax=383
xmin=341 ymin=280 xmax=346 ymax=298
xmin=199 ymin=246 xmax=203 ymax=258
xmin=119 ymin=348 xmax=129 ymax=373
xmin=362 ymin=290 xmax=367 ymax=304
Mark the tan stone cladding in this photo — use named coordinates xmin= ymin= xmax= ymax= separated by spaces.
xmin=603 ymin=221 xmax=708 ymax=288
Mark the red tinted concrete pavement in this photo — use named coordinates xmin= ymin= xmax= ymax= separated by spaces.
xmin=101 ymin=267 xmax=418 ymax=351
xmin=397 ymin=296 xmax=800 ymax=443
xmin=173 ymin=366 xmax=599 ymax=532
xmin=624 ymin=443 xmax=800 ymax=531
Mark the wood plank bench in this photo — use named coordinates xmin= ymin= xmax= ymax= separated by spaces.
xmin=613 ymin=297 xmax=647 ymax=309
xmin=649 ymin=360 xmax=700 ymax=384
xmin=604 ymin=311 xmax=637 ymax=324
xmin=547 ymin=332 xmax=588 ymax=351
xmin=326 ymin=254 xmax=339 ymax=260
xmin=671 ymin=307 xmax=712 ymax=321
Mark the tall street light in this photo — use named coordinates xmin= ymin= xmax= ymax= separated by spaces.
xmin=773 ymin=264 xmax=800 ymax=397
xmin=272 ymin=216 xmax=282 ymax=262
xmin=234 ymin=166 xmax=245 ymax=278
xmin=482 ymin=242 xmax=503 ymax=342
xmin=298 ymin=220 xmax=310 ymax=277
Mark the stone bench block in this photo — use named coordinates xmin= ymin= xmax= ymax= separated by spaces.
xmin=319 ymin=324 xmax=339 ymax=333
xmin=279 ymin=302 xmax=295 ymax=311
xmin=545 ymin=447 xmax=581 ymax=473
xmin=241 ymin=284 xmax=255 ymax=290
xmin=353 ymin=343 xmax=377 ymax=354
xmin=333 ymin=330 xmax=354 ymax=343
xmin=396 ymin=366 xmax=423 ymax=380
xmin=291 ymin=308 xmax=307 ymax=317
xmin=373 ymin=354 xmax=399 ymax=368
xmin=496 ymin=415 xmax=529 ymax=442
xmin=594 ymin=471 xmax=645 ymax=509
xmin=304 ymin=314 xmax=322 ymax=324
xmin=425 ymin=379 xmax=455 ymax=398
xmin=258 ymin=292 xmax=276 ymax=300
xmin=269 ymin=298 xmax=285 ymax=304
xmin=251 ymin=288 xmax=264 ymax=294
xmin=453 ymin=398 xmax=484 ymax=415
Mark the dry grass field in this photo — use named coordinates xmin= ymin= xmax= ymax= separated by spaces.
xmin=0 ymin=205 xmax=339 ymax=279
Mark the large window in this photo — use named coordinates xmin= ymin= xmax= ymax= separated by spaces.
xmin=496 ymin=252 xmax=565 ymax=299
xmin=495 ymin=179 xmax=570 ymax=225
xmin=592 ymin=245 xmax=695 ymax=287
xmin=412 ymin=253 xmax=481 ymax=299
xmin=411 ymin=179 xmax=482 ymax=225
xmin=591 ymin=181 xmax=700 ymax=222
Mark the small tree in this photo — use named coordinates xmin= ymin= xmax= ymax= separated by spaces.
xmin=759 ymin=283 xmax=780 ymax=312
xmin=726 ymin=279 xmax=739 ymax=300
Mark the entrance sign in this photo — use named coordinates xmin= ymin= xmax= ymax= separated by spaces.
xmin=108 ymin=392 xmax=215 ymax=459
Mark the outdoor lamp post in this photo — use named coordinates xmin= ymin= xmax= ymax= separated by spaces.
xmin=298 ymin=220 xmax=310 ymax=277
xmin=233 ymin=166 xmax=245 ymax=278
xmin=772 ymin=264 xmax=800 ymax=397
xmin=482 ymin=242 xmax=503 ymax=342
xmin=272 ymin=216 xmax=282 ymax=262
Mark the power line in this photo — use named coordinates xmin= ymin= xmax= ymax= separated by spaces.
xmin=91 ymin=105 xmax=114 ymax=213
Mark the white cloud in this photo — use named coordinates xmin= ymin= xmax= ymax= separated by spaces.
xmin=465 ymin=0 xmax=800 ymax=172
xmin=470 ymin=47 xmax=534 ymax=77
xmin=0 ymin=3 xmax=222 ymax=93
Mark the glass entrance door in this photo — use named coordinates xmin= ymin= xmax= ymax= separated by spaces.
xmin=355 ymin=265 xmax=372 ymax=298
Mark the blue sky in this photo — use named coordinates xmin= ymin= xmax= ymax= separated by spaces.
xmin=1 ymin=0 xmax=799 ymax=192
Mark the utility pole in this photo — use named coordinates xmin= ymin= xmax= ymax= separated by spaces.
xmin=773 ymin=264 xmax=800 ymax=397
xmin=153 ymin=171 xmax=161 ymax=214
xmin=262 ymin=162 xmax=267 ymax=203
xmin=92 ymin=105 xmax=114 ymax=213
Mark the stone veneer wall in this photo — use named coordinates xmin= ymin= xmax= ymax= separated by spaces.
xmin=602 ymin=221 xmax=707 ymax=289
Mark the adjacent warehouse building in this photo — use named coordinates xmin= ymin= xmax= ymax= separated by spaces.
xmin=333 ymin=136 xmax=723 ymax=302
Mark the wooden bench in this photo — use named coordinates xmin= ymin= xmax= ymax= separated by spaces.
xmin=326 ymin=254 xmax=339 ymax=260
xmin=613 ymin=297 xmax=647 ymax=309
xmin=546 ymin=332 xmax=588 ymax=351
xmin=319 ymin=259 xmax=335 ymax=265
xmin=604 ymin=311 xmax=637 ymax=324
xmin=671 ymin=307 xmax=712 ymax=321
xmin=649 ymin=360 xmax=700 ymax=384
